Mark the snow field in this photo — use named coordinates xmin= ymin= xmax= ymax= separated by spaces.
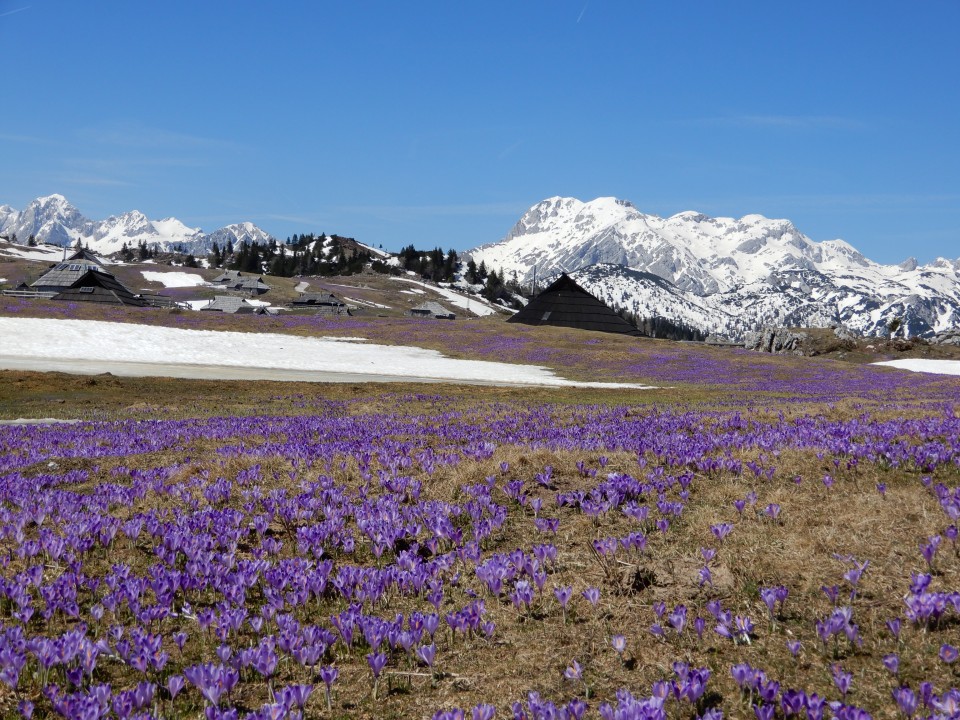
xmin=0 ymin=317 xmax=654 ymax=389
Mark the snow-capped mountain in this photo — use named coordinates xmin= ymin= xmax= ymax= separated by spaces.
xmin=204 ymin=222 xmax=276 ymax=251
xmin=468 ymin=196 xmax=960 ymax=339
xmin=0 ymin=195 xmax=274 ymax=256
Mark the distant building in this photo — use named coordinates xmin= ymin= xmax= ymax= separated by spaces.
xmin=291 ymin=292 xmax=351 ymax=316
xmin=508 ymin=273 xmax=642 ymax=336
xmin=30 ymin=260 xmax=104 ymax=294
xmin=46 ymin=268 xmax=147 ymax=307
xmin=210 ymin=270 xmax=270 ymax=295
xmin=200 ymin=295 xmax=266 ymax=314
xmin=28 ymin=250 xmax=148 ymax=306
xmin=408 ymin=301 xmax=456 ymax=320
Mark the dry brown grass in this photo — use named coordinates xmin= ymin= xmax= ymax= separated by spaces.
xmin=1 ymin=368 xmax=959 ymax=718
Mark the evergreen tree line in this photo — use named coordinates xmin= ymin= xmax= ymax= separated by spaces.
xmin=119 ymin=240 xmax=161 ymax=262
xmin=394 ymin=245 xmax=459 ymax=282
xmin=464 ymin=261 xmax=527 ymax=308
xmin=617 ymin=307 xmax=708 ymax=341
xmin=205 ymin=234 xmax=374 ymax=277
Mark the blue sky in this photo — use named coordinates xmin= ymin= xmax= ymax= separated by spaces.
xmin=2 ymin=1 xmax=958 ymax=263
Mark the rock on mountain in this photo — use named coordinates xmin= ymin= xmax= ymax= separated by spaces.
xmin=468 ymin=196 xmax=960 ymax=340
xmin=0 ymin=195 xmax=274 ymax=256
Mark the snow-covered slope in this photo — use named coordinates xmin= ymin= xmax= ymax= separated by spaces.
xmin=0 ymin=195 xmax=274 ymax=255
xmin=469 ymin=196 xmax=960 ymax=339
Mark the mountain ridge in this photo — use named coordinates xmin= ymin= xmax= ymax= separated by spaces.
xmin=0 ymin=195 xmax=274 ymax=256
xmin=468 ymin=196 xmax=960 ymax=339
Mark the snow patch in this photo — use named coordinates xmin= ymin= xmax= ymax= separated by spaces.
xmin=141 ymin=271 xmax=207 ymax=288
xmin=391 ymin=278 xmax=499 ymax=317
xmin=0 ymin=317 xmax=654 ymax=389
xmin=872 ymin=359 xmax=960 ymax=376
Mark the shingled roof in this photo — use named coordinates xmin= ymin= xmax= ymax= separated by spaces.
xmin=51 ymin=269 xmax=147 ymax=306
xmin=66 ymin=247 xmax=105 ymax=266
xmin=31 ymin=260 xmax=105 ymax=292
xmin=201 ymin=295 xmax=266 ymax=314
xmin=408 ymin=301 xmax=456 ymax=319
xmin=507 ymin=273 xmax=642 ymax=336
xmin=211 ymin=270 xmax=270 ymax=294
xmin=292 ymin=292 xmax=345 ymax=306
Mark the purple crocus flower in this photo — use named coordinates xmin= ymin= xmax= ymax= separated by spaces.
xmin=563 ymin=659 xmax=583 ymax=683
xmin=367 ymin=651 xmax=388 ymax=699
xmin=939 ymin=643 xmax=958 ymax=663
xmin=473 ymin=703 xmax=496 ymax=720
xmin=166 ymin=674 xmax=185 ymax=699
xmin=831 ymin=664 xmax=853 ymax=699
xmin=416 ymin=643 xmax=437 ymax=668
xmin=319 ymin=666 xmax=338 ymax=711
xmin=753 ymin=703 xmax=774 ymax=720
xmin=367 ymin=652 xmax=388 ymax=679
xmin=892 ymin=686 xmax=917 ymax=718
xmin=886 ymin=618 xmax=902 ymax=640
xmin=581 ymin=587 xmax=600 ymax=607
xmin=882 ymin=654 xmax=899 ymax=675
xmin=698 ymin=565 xmax=713 ymax=587
xmin=694 ymin=616 xmax=706 ymax=640
xmin=611 ymin=635 xmax=627 ymax=657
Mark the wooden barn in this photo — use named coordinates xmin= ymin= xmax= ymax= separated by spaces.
xmin=291 ymin=292 xmax=351 ymax=316
xmin=210 ymin=270 xmax=270 ymax=295
xmin=408 ymin=301 xmax=456 ymax=320
xmin=507 ymin=273 xmax=642 ymax=336
xmin=201 ymin=296 xmax=266 ymax=314
xmin=47 ymin=268 xmax=147 ymax=307
xmin=30 ymin=259 xmax=105 ymax=294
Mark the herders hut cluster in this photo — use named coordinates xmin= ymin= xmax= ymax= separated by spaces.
xmin=210 ymin=270 xmax=271 ymax=295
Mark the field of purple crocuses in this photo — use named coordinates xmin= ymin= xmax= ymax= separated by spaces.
xmin=1 ymin=379 xmax=960 ymax=720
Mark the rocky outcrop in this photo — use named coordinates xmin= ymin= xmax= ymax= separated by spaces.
xmin=744 ymin=327 xmax=809 ymax=355
xmin=932 ymin=330 xmax=960 ymax=346
xmin=833 ymin=324 xmax=859 ymax=343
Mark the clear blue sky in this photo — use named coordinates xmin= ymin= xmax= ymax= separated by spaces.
xmin=2 ymin=1 xmax=958 ymax=263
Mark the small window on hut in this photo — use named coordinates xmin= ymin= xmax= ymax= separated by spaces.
xmin=80 ymin=287 xmax=95 ymax=293
xmin=542 ymin=311 xmax=552 ymax=320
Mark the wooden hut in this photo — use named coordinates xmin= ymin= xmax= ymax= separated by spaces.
xmin=49 ymin=268 xmax=147 ymax=307
xmin=200 ymin=296 xmax=266 ymax=314
xmin=210 ymin=270 xmax=270 ymax=295
xmin=408 ymin=301 xmax=456 ymax=320
xmin=507 ymin=273 xmax=641 ymax=336
xmin=291 ymin=292 xmax=351 ymax=315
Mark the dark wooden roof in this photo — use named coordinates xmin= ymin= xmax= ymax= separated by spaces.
xmin=507 ymin=273 xmax=642 ymax=336
xmin=211 ymin=270 xmax=270 ymax=294
xmin=31 ymin=260 xmax=104 ymax=291
xmin=52 ymin=269 xmax=147 ymax=306
xmin=408 ymin=301 xmax=456 ymax=319
xmin=292 ymin=292 xmax=344 ymax=306
xmin=201 ymin=295 xmax=265 ymax=314
xmin=67 ymin=247 xmax=105 ymax=266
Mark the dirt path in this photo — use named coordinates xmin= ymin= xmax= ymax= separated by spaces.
xmin=0 ymin=356 xmax=546 ymax=386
